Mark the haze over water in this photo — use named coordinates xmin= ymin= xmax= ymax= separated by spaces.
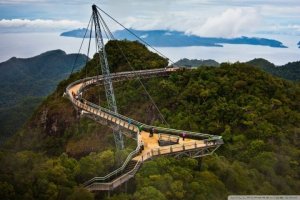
xmin=0 ymin=32 xmax=299 ymax=65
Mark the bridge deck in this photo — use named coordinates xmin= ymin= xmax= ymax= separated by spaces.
xmin=133 ymin=131 xmax=205 ymax=161
xmin=69 ymin=83 xmax=83 ymax=95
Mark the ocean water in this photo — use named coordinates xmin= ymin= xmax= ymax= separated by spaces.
xmin=156 ymin=34 xmax=300 ymax=65
xmin=0 ymin=32 xmax=299 ymax=65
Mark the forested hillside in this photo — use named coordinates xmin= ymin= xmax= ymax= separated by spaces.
xmin=247 ymin=58 xmax=300 ymax=81
xmin=0 ymin=40 xmax=299 ymax=200
xmin=174 ymin=58 xmax=219 ymax=67
xmin=0 ymin=50 xmax=87 ymax=142
xmin=174 ymin=58 xmax=300 ymax=82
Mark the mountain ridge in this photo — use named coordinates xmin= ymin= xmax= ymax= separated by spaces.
xmin=0 ymin=49 xmax=87 ymax=141
xmin=174 ymin=58 xmax=300 ymax=81
xmin=246 ymin=58 xmax=300 ymax=81
xmin=175 ymin=58 xmax=219 ymax=67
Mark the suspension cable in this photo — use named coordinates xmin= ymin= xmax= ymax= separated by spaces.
xmin=95 ymin=5 xmax=175 ymax=65
xmin=93 ymin=24 xmax=103 ymax=107
xmin=98 ymin=12 xmax=169 ymax=126
xmin=85 ymin=20 xmax=93 ymax=79
xmin=98 ymin=13 xmax=114 ymax=39
xmin=69 ymin=15 xmax=93 ymax=77
xmin=111 ymin=41 xmax=170 ymax=126
xmin=99 ymin=19 xmax=110 ymax=41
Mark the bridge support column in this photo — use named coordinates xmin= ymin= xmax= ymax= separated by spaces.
xmin=197 ymin=157 xmax=203 ymax=170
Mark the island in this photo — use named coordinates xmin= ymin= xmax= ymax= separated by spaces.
xmin=61 ymin=28 xmax=287 ymax=48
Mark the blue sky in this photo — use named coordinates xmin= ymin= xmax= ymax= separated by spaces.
xmin=0 ymin=0 xmax=299 ymax=37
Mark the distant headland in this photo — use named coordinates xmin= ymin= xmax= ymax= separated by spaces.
xmin=61 ymin=28 xmax=287 ymax=48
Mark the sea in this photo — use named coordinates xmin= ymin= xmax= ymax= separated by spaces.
xmin=0 ymin=32 xmax=299 ymax=65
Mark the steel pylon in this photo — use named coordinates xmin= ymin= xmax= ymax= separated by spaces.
xmin=92 ymin=4 xmax=124 ymax=150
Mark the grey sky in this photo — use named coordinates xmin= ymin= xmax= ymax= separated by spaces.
xmin=0 ymin=0 xmax=299 ymax=37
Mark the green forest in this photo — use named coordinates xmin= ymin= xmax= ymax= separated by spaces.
xmin=247 ymin=58 xmax=300 ymax=81
xmin=174 ymin=58 xmax=219 ymax=67
xmin=0 ymin=50 xmax=87 ymax=141
xmin=0 ymin=40 xmax=299 ymax=200
xmin=174 ymin=58 xmax=300 ymax=81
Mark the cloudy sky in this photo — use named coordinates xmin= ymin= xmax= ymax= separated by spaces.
xmin=0 ymin=0 xmax=299 ymax=38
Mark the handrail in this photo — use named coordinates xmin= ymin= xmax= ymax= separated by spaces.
xmin=85 ymin=159 xmax=142 ymax=190
xmin=83 ymin=141 xmax=141 ymax=186
xmin=87 ymin=101 xmax=221 ymax=140
xmin=84 ymin=147 xmax=140 ymax=185
xmin=85 ymin=139 xmax=223 ymax=190
xmin=66 ymin=89 xmax=143 ymax=186
xmin=80 ymin=103 xmax=142 ymax=186
xmin=83 ymin=98 xmax=219 ymax=140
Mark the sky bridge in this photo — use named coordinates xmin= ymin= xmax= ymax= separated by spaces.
xmin=65 ymin=68 xmax=223 ymax=191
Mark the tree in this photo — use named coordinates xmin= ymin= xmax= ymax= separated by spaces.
xmin=134 ymin=186 xmax=166 ymax=200
xmin=66 ymin=187 xmax=94 ymax=200
xmin=0 ymin=182 xmax=15 ymax=200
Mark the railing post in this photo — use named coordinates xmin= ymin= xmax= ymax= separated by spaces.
xmin=170 ymin=146 xmax=173 ymax=153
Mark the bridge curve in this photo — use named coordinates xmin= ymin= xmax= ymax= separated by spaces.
xmin=65 ymin=67 xmax=223 ymax=191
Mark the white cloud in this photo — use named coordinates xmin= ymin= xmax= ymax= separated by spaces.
xmin=0 ymin=0 xmax=298 ymax=37
xmin=263 ymin=24 xmax=300 ymax=35
xmin=120 ymin=8 xmax=261 ymax=38
xmin=261 ymin=5 xmax=300 ymax=17
xmin=187 ymin=8 xmax=261 ymax=38
xmin=0 ymin=0 xmax=45 ymax=4
xmin=0 ymin=19 xmax=84 ymax=32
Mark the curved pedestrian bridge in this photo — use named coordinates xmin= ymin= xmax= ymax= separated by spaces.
xmin=65 ymin=67 xmax=223 ymax=191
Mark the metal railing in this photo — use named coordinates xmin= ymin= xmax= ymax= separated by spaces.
xmin=84 ymin=140 xmax=223 ymax=191
xmin=85 ymin=159 xmax=142 ymax=191
xmin=83 ymin=139 xmax=141 ymax=186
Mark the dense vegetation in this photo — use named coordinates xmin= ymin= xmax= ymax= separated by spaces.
xmin=174 ymin=58 xmax=219 ymax=67
xmin=175 ymin=58 xmax=300 ymax=82
xmin=104 ymin=62 xmax=300 ymax=199
xmin=1 ymin=40 xmax=299 ymax=199
xmin=247 ymin=58 xmax=300 ymax=81
xmin=0 ymin=50 xmax=87 ymax=142
xmin=0 ymin=40 xmax=168 ymax=199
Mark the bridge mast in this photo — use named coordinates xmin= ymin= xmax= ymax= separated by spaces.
xmin=92 ymin=4 xmax=124 ymax=150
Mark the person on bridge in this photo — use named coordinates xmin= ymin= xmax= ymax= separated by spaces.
xmin=139 ymin=140 xmax=144 ymax=153
xmin=128 ymin=118 xmax=132 ymax=125
xmin=149 ymin=127 xmax=154 ymax=137
xmin=182 ymin=132 xmax=186 ymax=141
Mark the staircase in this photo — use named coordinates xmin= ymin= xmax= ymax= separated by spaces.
xmin=104 ymin=160 xmax=139 ymax=183
xmin=85 ymin=160 xmax=142 ymax=191
xmin=123 ymin=160 xmax=138 ymax=174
